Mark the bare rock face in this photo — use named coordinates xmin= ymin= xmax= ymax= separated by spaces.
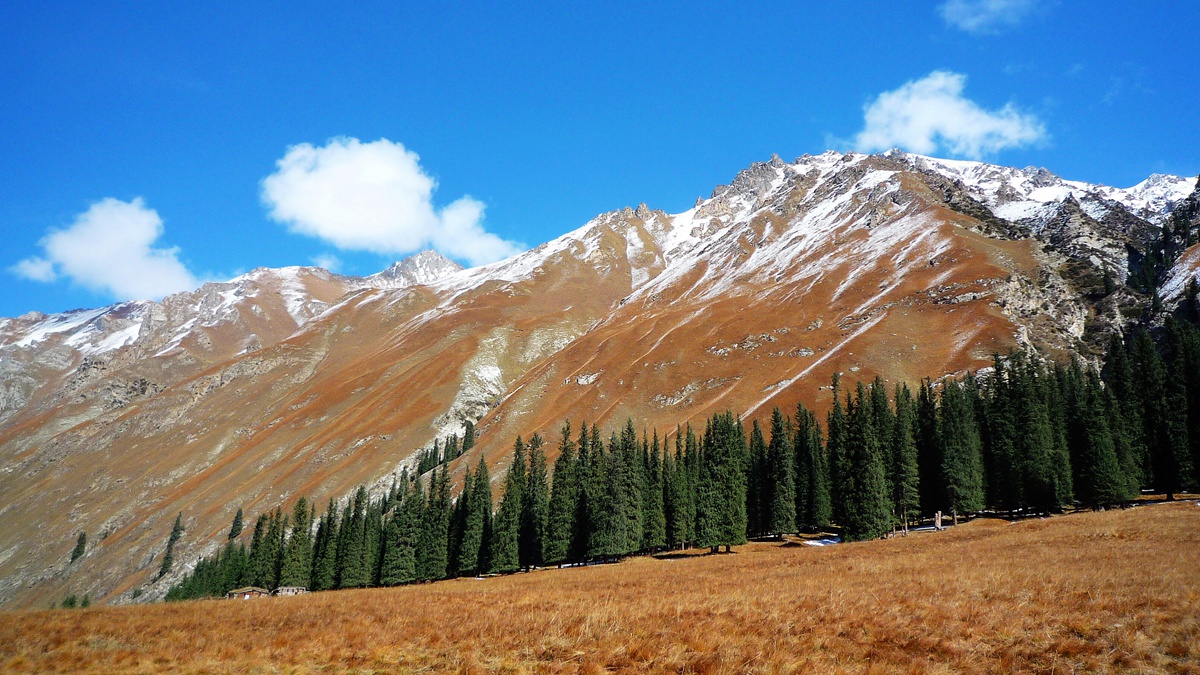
xmin=0 ymin=154 xmax=1192 ymax=609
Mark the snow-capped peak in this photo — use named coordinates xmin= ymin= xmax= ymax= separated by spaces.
xmin=368 ymin=250 xmax=464 ymax=289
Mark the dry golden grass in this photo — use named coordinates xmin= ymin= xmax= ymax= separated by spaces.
xmin=3 ymin=502 xmax=1199 ymax=674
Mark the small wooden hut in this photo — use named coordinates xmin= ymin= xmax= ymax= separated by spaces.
xmin=226 ymin=586 xmax=269 ymax=600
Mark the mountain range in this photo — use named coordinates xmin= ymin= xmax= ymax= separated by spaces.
xmin=1 ymin=150 xmax=1197 ymax=608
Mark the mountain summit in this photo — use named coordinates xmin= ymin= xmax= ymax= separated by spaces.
xmin=1 ymin=152 xmax=1197 ymax=609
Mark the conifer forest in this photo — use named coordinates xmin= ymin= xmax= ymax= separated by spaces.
xmin=165 ymin=321 xmax=1200 ymax=601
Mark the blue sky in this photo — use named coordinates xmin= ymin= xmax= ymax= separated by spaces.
xmin=2 ymin=1 xmax=1197 ymax=318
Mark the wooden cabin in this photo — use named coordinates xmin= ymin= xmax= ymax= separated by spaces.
xmin=226 ymin=586 xmax=269 ymax=600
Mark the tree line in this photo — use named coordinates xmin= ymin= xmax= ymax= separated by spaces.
xmin=165 ymin=320 xmax=1200 ymax=601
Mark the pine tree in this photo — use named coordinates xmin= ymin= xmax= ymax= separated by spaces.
xmin=380 ymin=479 xmax=420 ymax=585
xmin=746 ymin=419 xmax=768 ymax=537
xmin=794 ymin=404 xmax=830 ymax=530
xmin=70 ymin=531 xmax=86 ymax=564
xmin=891 ymin=384 xmax=921 ymax=531
xmin=916 ymin=379 xmax=945 ymax=516
xmin=665 ymin=425 xmax=697 ymax=548
xmin=310 ymin=499 xmax=339 ymax=591
xmin=765 ymin=407 xmax=796 ymax=536
xmin=570 ymin=422 xmax=593 ymax=562
xmin=544 ymin=422 xmax=579 ymax=565
xmin=462 ymin=421 xmax=476 ymax=453
xmin=228 ymin=508 xmax=244 ymax=541
xmin=338 ymin=488 xmax=369 ymax=588
xmin=158 ymin=512 xmax=184 ymax=579
xmin=641 ymin=429 xmax=667 ymax=551
xmin=1101 ymin=333 xmax=1145 ymax=495
xmin=695 ymin=412 xmax=748 ymax=552
xmin=458 ymin=457 xmax=492 ymax=575
xmin=983 ymin=355 xmax=1021 ymax=511
xmin=416 ymin=467 xmax=451 ymax=580
xmin=826 ymin=375 xmax=850 ymax=526
xmin=520 ymin=434 xmax=549 ymax=569
xmin=939 ymin=379 xmax=985 ymax=523
xmin=279 ymin=497 xmax=312 ymax=588
xmin=1070 ymin=372 xmax=1129 ymax=508
xmin=490 ymin=436 xmax=526 ymax=572
xmin=839 ymin=382 xmax=892 ymax=541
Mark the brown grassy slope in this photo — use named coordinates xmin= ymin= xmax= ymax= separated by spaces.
xmin=3 ymin=502 xmax=1198 ymax=674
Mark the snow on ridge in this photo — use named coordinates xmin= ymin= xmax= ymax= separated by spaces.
xmin=883 ymin=149 xmax=1193 ymax=224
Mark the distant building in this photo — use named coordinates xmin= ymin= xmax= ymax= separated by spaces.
xmin=273 ymin=586 xmax=309 ymax=597
xmin=226 ymin=587 xmax=269 ymax=600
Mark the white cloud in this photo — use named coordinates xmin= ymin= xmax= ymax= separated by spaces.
xmin=310 ymin=253 xmax=343 ymax=272
xmin=938 ymin=0 xmax=1037 ymax=33
xmin=853 ymin=71 xmax=1046 ymax=160
xmin=10 ymin=197 xmax=199 ymax=301
xmin=11 ymin=257 xmax=57 ymax=282
xmin=261 ymin=137 xmax=523 ymax=267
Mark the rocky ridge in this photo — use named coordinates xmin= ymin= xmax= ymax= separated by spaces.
xmin=0 ymin=152 xmax=1196 ymax=609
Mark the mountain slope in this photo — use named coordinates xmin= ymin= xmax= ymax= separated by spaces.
xmin=0 ymin=151 xmax=1194 ymax=609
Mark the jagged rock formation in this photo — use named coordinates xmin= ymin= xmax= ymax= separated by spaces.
xmin=0 ymin=152 xmax=1194 ymax=609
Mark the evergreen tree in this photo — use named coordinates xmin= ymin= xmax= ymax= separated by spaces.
xmin=338 ymin=488 xmax=369 ymax=588
xmin=228 ymin=508 xmax=244 ymax=541
xmin=462 ymin=421 xmax=476 ymax=453
xmin=826 ymin=375 xmax=850 ymax=526
xmin=458 ymin=458 xmax=492 ymax=575
xmin=279 ymin=497 xmax=312 ymax=588
xmin=1069 ymin=372 xmax=1130 ymax=508
xmin=939 ymin=379 xmax=985 ymax=523
xmin=70 ymin=531 xmax=86 ymax=564
xmin=490 ymin=436 xmax=526 ymax=572
xmin=695 ymin=412 xmax=748 ymax=552
xmin=794 ymin=404 xmax=830 ymax=530
xmin=158 ymin=512 xmax=184 ymax=579
xmin=416 ymin=467 xmax=451 ymax=580
xmin=983 ymin=355 xmax=1021 ymax=511
xmin=891 ymin=384 xmax=921 ymax=531
xmin=380 ymin=479 xmax=420 ymax=585
xmin=665 ymin=425 xmax=697 ymax=549
xmin=746 ymin=419 xmax=768 ymax=537
xmin=544 ymin=422 xmax=579 ymax=565
xmin=641 ymin=429 xmax=667 ymax=551
xmin=839 ymin=382 xmax=892 ymax=541
xmin=570 ymin=422 xmax=593 ymax=562
xmin=916 ymin=379 xmax=945 ymax=516
xmin=310 ymin=499 xmax=339 ymax=591
xmin=520 ymin=434 xmax=549 ymax=568
xmin=765 ymin=408 xmax=796 ymax=536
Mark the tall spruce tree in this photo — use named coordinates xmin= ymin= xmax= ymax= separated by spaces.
xmin=839 ymin=382 xmax=892 ymax=541
xmin=916 ymin=379 xmax=945 ymax=516
xmin=545 ymin=422 xmax=579 ymax=565
xmin=520 ymin=434 xmax=549 ymax=569
xmin=826 ymin=375 xmax=850 ymax=527
xmin=695 ymin=412 xmax=748 ymax=552
xmin=338 ymin=488 xmax=369 ymax=588
xmin=642 ymin=430 xmax=667 ymax=551
xmin=939 ymin=379 xmax=985 ymax=523
xmin=458 ymin=457 xmax=492 ymax=575
xmin=279 ymin=497 xmax=312 ymax=588
xmin=891 ymin=384 xmax=921 ymax=531
xmin=746 ymin=419 xmax=768 ymax=536
xmin=490 ymin=436 xmax=526 ymax=572
xmin=765 ymin=408 xmax=796 ymax=536
xmin=311 ymin=499 xmax=339 ymax=591
xmin=794 ymin=403 xmax=830 ymax=530
xmin=380 ymin=479 xmax=420 ymax=585
xmin=416 ymin=467 xmax=451 ymax=581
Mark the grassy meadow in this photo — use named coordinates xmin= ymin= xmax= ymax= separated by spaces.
xmin=2 ymin=501 xmax=1198 ymax=674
